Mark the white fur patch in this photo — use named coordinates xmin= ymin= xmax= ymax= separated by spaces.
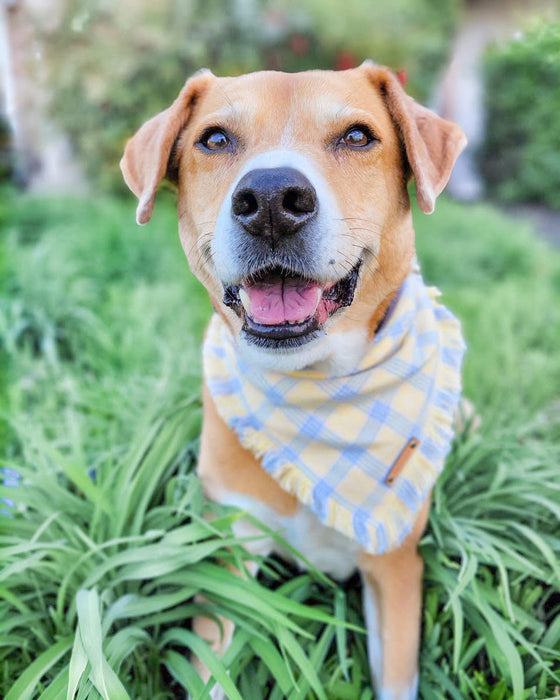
xmin=221 ymin=492 xmax=360 ymax=580
xmin=362 ymin=577 xmax=383 ymax=686
xmin=312 ymin=328 xmax=368 ymax=376
xmin=237 ymin=322 xmax=368 ymax=374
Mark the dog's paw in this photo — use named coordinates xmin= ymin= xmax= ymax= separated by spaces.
xmin=187 ymin=686 xmax=226 ymax=700
xmin=377 ymin=675 xmax=419 ymax=700
xmin=209 ymin=685 xmax=227 ymax=700
xmin=187 ymin=682 xmax=228 ymax=700
xmin=453 ymin=397 xmax=482 ymax=435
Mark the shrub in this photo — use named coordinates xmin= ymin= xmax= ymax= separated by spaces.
xmin=480 ymin=22 xmax=560 ymax=209
xmin=37 ymin=0 xmax=459 ymax=192
xmin=0 ymin=116 xmax=13 ymax=182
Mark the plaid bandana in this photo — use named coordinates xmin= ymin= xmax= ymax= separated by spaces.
xmin=203 ymin=271 xmax=465 ymax=554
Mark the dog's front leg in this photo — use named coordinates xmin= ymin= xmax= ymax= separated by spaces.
xmin=191 ymin=559 xmax=261 ymax=700
xmin=191 ymin=533 xmax=272 ymax=700
xmin=360 ymin=548 xmax=423 ymax=700
xmin=191 ymin=602 xmax=235 ymax=694
xmin=358 ymin=499 xmax=430 ymax=700
xmin=190 ymin=503 xmax=276 ymax=699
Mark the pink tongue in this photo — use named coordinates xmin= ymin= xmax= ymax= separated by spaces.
xmin=245 ymin=276 xmax=322 ymax=325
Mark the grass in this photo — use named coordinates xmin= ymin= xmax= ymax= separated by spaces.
xmin=1 ymin=186 xmax=560 ymax=699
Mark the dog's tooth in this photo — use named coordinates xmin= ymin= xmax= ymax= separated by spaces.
xmin=314 ymin=287 xmax=323 ymax=309
xmin=239 ymin=288 xmax=251 ymax=314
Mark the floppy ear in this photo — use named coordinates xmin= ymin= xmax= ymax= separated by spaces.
xmin=120 ymin=70 xmax=214 ymax=225
xmin=362 ymin=62 xmax=467 ymax=214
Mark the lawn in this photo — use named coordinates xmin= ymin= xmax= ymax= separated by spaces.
xmin=1 ymin=187 xmax=560 ymax=699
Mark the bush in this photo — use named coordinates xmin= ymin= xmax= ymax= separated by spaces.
xmin=0 ymin=115 xmax=13 ymax=182
xmin=37 ymin=0 xmax=459 ymax=192
xmin=480 ymin=23 xmax=560 ymax=209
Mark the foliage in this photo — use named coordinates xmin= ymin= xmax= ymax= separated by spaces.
xmin=414 ymin=199 xmax=560 ymax=421
xmin=1 ymin=191 xmax=560 ymax=698
xmin=0 ymin=115 xmax=13 ymax=182
xmin=36 ymin=0 xmax=459 ymax=191
xmin=480 ymin=22 xmax=560 ymax=209
xmin=296 ymin=0 xmax=460 ymax=99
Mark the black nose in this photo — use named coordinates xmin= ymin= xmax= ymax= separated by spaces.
xmin=231 ymin=167 xmax=317 ymax=243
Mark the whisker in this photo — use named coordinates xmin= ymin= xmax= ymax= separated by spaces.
xmin=187 ymin=229 xmax=215 ymax=261
xmin=345 ymin=226 xmax=381 ymax=234
xmin=335 ymin=216 xmax=377 ymax=223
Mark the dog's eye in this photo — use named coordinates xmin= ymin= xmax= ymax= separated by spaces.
xmin=341 ymin=127 xmax=374 ymax=149
xmin=200 ymin=129 xmax=230 ymax=151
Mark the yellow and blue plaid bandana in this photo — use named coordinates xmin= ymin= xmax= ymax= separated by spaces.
xmin=203 ymin=271 xmax=465 ymax=554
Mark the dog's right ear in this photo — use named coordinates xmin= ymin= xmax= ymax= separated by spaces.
xmin=120 ymin=70 xmax=214 ymax=225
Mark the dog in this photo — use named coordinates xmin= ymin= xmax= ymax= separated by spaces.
xmin=121 ymin=62 xmax=467 ymax=700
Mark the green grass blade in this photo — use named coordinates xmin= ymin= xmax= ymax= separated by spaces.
xmin=66 ymin=626 xmax=89 ymax=700
xmin=163 ymin=650 xmax=205 ymax=697
xmin=5 ymin=637 xmax=73 ymax=700
xmin=75 ymin=589 xmax=130 ymax=700
xmin=161 ymin=628 xmax=243 ymax=700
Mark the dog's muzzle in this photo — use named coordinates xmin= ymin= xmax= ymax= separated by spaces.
xmin=231 ymin=167 xmax=318 ymax=244
xmin=221 ymin=166 xmax=361 ymax=349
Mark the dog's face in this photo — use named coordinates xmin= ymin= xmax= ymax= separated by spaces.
xmin=122 ymin=64 xmax=465 ymax=370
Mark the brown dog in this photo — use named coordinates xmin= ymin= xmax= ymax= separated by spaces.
xmin=121 ymin=62 xmax=466 ymax=700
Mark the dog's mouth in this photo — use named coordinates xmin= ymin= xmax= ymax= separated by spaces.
xmin=223 ymin=261 xmax=361 ymax=348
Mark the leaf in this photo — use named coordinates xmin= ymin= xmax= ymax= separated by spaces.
xmin=67 ymin=625 xmax=89 ymax=700
xmin=5 ymin=637 xmax=73 ymax=700
xmin=161 ymin=628 xmax=243 ymax=700
xmin=75 ymin=589 xmax=130 ymax=700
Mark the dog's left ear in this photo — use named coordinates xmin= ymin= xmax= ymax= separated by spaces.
xmin=120 ymin=69 xmax=214 ymax=225
xmin=362 ymin=62 xmax=467 ymax=214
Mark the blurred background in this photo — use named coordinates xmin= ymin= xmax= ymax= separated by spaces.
xmin=1 ymin=0 xmax=559 ymax=220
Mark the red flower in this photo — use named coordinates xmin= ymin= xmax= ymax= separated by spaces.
xmin=290 ymin=34 xmax=310 ymax=57
xmin=335 ymin=51 xmax=357 ymax=71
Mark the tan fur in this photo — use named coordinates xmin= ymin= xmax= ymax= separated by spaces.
xmin=359 ymin=497 xmax=431 ymax=692
xmin=121 ymin=62 xmax=466 ymax=698
xmin=199 ymin=383 xmax=298 ymax=515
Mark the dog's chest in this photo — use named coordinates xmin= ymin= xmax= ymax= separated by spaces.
xmin=222 ymin=491 xmax=361 ymax=580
